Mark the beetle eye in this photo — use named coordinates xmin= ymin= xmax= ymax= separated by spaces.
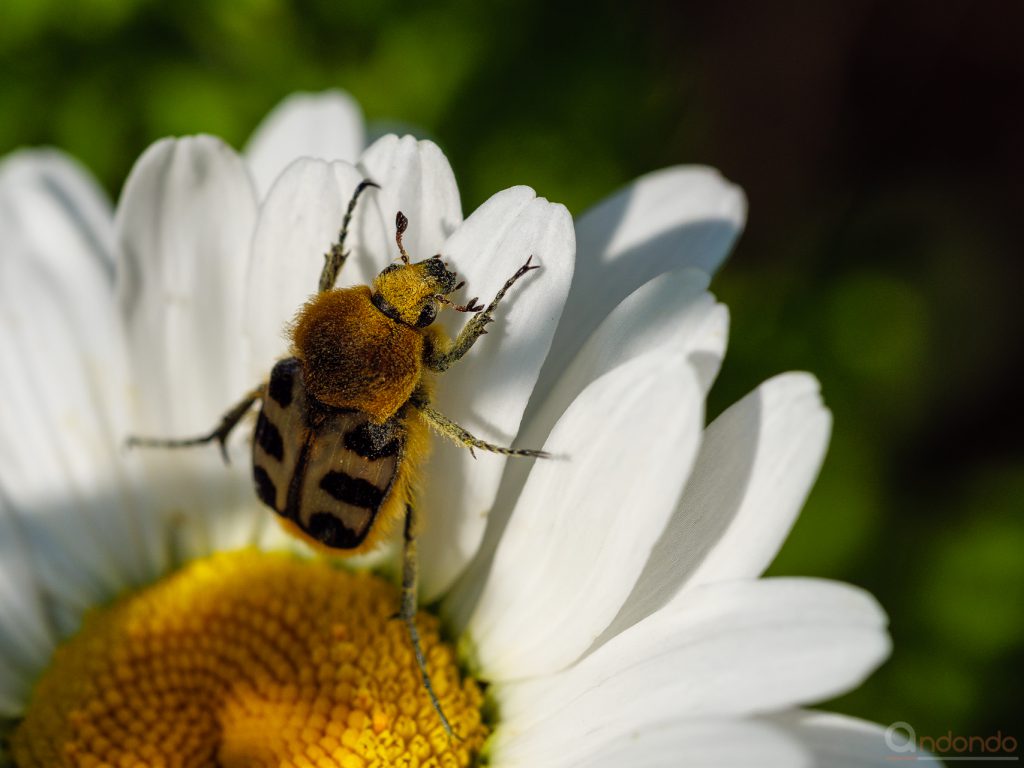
xmin=415 ymin=301 xmax=438 ymax=328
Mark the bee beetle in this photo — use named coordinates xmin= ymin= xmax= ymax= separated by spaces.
xmin=129 ymin=180 xmax=547 ymax=736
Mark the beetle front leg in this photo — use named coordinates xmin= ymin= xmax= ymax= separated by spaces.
xmin=318 ymin=178 xmax=379 ymax=293
xmin=425 ymin=256 xmax=539 ymax=372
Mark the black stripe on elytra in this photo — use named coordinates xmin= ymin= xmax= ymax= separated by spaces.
xmin=268 ymin=358 xmax=299 ymax=407
xmin=306 ymin=512 xmax=364 ymax=549
xmin=284 ymin=429 xmax=316 ymax=522
xmin=344 ymin=422 xmax=400 ymax=460
xmin=319 ymin=471 xmax=385 ymax=510
xmin=253 ymin=465 xmax=278 ymax=511
xmin=254 ymin=411 xmax=284 ymax=461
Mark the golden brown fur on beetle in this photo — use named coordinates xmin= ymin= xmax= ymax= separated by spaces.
xmin=290 ymin=255 xmax=456 ymax=424
xmin=291 ymin=287 xmax=425 ymax=422
xmin=281 ymin=254 xmax=459 ymax=555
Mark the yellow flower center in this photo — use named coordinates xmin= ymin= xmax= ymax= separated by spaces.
xmin=11 ymin=550 xmax=488 ymax=767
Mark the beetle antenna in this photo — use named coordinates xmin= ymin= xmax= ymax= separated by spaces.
xmin=395 ymin=211 xmax=411 ymax=265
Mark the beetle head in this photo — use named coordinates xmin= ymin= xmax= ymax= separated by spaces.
xmin=371 ymin=212 xmax=460 ymax=328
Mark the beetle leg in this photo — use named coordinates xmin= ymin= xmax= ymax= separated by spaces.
xmin=424 ymin=256 xmax=540 ymax=372
xmin=400 ymin=503 xmax=459 ymax=741
xmin=318 ymin=178 xmax=379 ymax=293
xmin=126 ymin=386 xmax=264 ymax=465
xmin=415 ymin=401 xmax=549 ymax=459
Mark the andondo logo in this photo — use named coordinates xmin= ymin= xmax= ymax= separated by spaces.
xmin=886 ymin=721 xmax=1020 ymax=762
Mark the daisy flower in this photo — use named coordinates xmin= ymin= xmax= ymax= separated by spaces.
xmin=0 ymin=91 xmax=901 ymax=766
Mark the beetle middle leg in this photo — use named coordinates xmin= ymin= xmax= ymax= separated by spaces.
xmin=126 ymin=387 xmax=263 ymax=464
xmin=414 ymin=400 xmax=549 ymax=459
xmin=318 ymin=178 xmax=379 ymax=293
xmin=424 ymin=256 xmax=540 ymax=372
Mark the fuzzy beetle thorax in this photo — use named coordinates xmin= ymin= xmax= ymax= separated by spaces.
xmin=290 ymin=285 xmax=424 ymax=422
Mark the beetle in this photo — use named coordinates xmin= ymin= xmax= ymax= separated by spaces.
xmin=129 ymin=180 xmax=546 ymax=736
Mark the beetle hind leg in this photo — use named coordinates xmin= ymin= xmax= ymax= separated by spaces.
xmin=126 ymin=387 xmax=263 ymax=464
xmin=400 ymin=503 xmax=460 ymax=740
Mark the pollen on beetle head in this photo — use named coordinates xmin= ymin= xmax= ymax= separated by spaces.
xmin=11 ymin=551 xmax=488 ymax=767
xmin=371 ymin=259 xmax=458 ymax=328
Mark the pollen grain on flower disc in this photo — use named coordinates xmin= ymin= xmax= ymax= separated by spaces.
xmin=12 ymin=550 xmax=488 ymax=767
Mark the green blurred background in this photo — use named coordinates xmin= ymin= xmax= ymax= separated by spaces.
xmin=2 ymin=0 xmax=1020 ymax=745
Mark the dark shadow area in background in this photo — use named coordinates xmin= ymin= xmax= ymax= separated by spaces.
xmin=658 ymin=0 xmax=1023 ymax=741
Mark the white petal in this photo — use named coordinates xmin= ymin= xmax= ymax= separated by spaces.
xmin=493 ymin=717 xmax=810 ymax=768
xmin=0 ymin=154 xmax=159 ymax=610
xmin=244 ymin=158 xmax=368 ymax=378
xmin=534 ymin=166 xmax=745 ymax=405
xmin=595 ymin=372 xmax=831 ymax=644
xmin=769 ymin=711 xmax=936 ymax=767
xmin=116 ymin=135 xmax=261 ymax=557
xmin=496 ymin=578 xmax=890 ymax=744
xmin=417 ymin=187 xmax=574 ymax=600
xmin=117 ymin=135 xmax=257 ymax=427
xmin=468 ymin=352 xmax=703 ymax=681
xmin=366 ymin=119 xmax=431 ymax=144
xmin=0 ymin=148 xmax=115 ymax=269
xmin=672 ymin=373 xmax=832 ymax=589
xmin=356 ymin=134 xmax=463 ymax=266
xmin=532 ymin=267 xmax=727 ymax=426
xmin=0 ymin=497 xmax=55 ymax=711
xmin=0 ymin=261 xmax=127 ymax=617
xmin=444 ymin=268 xmax=726 ymax=632
xmin=244 ymin=90 xmax=365 ymax=198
